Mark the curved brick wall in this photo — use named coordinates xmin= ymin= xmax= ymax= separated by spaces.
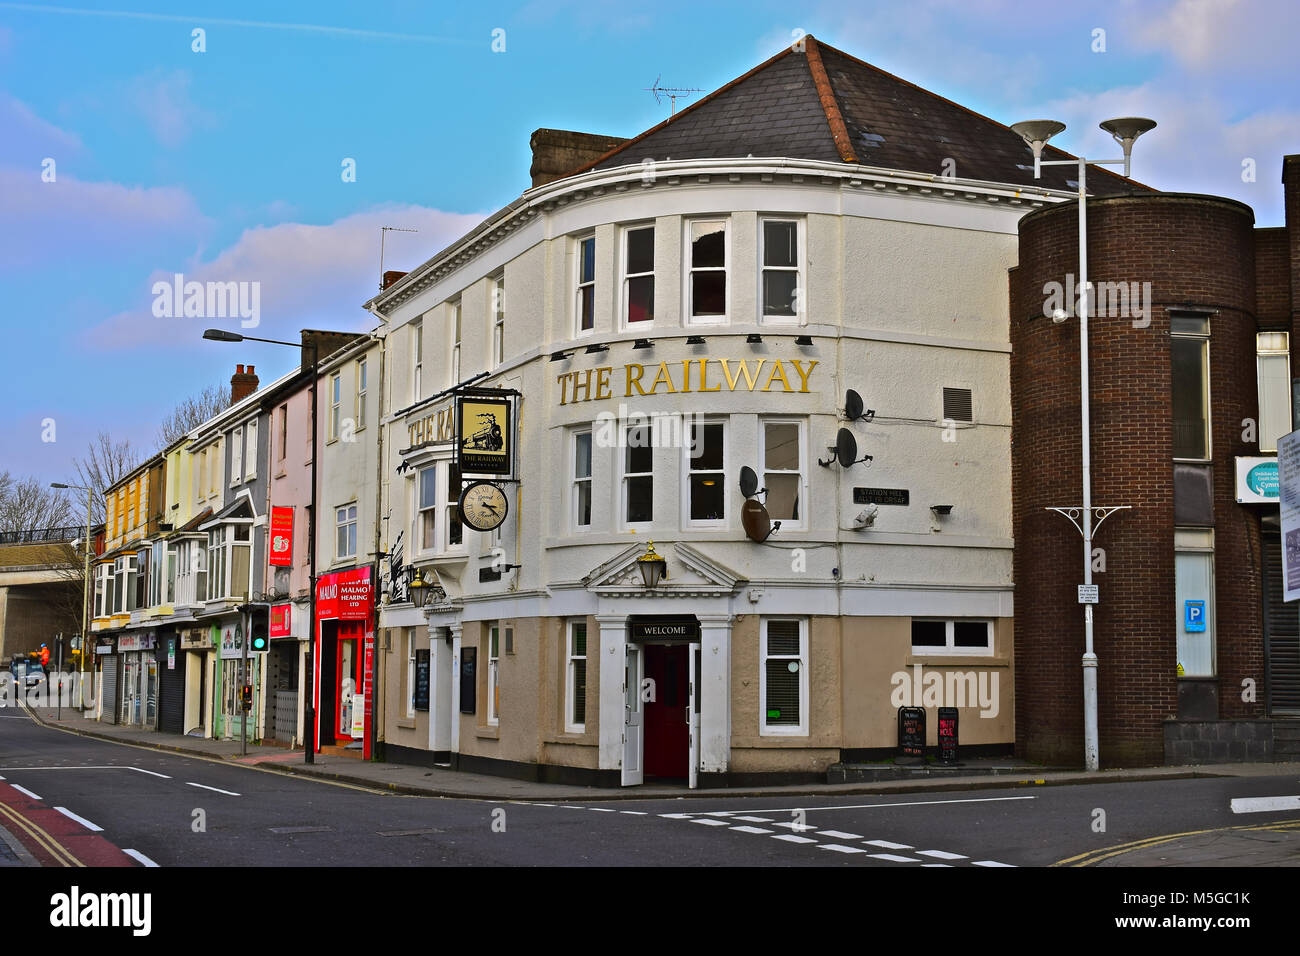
xmin=1011 ymin=193 xmax=1261 ymax=767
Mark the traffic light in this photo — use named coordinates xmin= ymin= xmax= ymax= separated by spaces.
xmin=240 ymin=684 xmax=253 ymax=711
xmin=250 ymin=612 xmax=269 ymax=652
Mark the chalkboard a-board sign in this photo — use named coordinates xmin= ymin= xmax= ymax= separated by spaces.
xmin=414 ymin=648 xmax=430 ymax=711
xmin=898 ymin=706 xmax=925 ymax=757
xmin=937 ymin=706 xmax=958 ymax=763
xmin=460 ymin=647 xmax=477 ymax=714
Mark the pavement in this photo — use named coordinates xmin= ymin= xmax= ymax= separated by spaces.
xmin=22 ymin=705 xmax=1300 ymax=803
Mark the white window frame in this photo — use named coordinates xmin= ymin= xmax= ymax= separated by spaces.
xmin=575 ymin=234 xmax=596 ymax=337
xmin=621 ymin=421 xmax=654 ymax=530
xmin=572 ymin=428 xmax=593 ymax=531
xmin=444 ymin=463 xmax=463 ymax=551
xmin=205 ymin=524 xmax=251 ymax=602
xmin=910 ymin=619 xmax=995 ymax=657
xmin=355 ymin=358 xmax=367 ymax=432
xmin=231 ymin=427 xmax=243 ymax=485
xmin=620 ymin=223 xmax=655 ymax=330
xmin=759 ymin=617 xmax=808 ymax=737
xmin=1171 ymin=313 xmax=1212 ymax=462
xmin=335 ymin=502 xmax=358 ymax=561
xmin=684 ymin=217 xmax=730 ymax=326
xmin=491 ymin=274 xmax=505 ymax=368
xmin=412 ymin=320 xmax=423 ymax=402
xmin=759 ymin=216 xmax=804 ymax=324
xmin=565 ymin=619 xmax=587 ymax=732
xmin=405 ymin=627 xmax=417 ymax=718
xmin=328 ymin=373 xmax=341 ymax=442
xmin=449 ymin=299 xmax=461 ymax=386
xmin=244 ymin=418 xmax=257 ymax=481
xmin=758 ymin=418 xmax=806 ymax=529
xmin=1257 ymin=332 xmax=1290 ymax=454
xmin=416 ymin=465 xmax=438 ymax=555
xmin=487 ymin=623 xmax=500 ymax=726
xmin=683 ymin=419 xmax=728 ymax=529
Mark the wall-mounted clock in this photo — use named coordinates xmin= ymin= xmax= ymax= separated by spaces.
xmin=459 ymin=480 xmax=508 ymax=532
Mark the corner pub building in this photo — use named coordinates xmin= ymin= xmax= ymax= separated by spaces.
xmin=366 ymin=37 xmax=1143 ymax=786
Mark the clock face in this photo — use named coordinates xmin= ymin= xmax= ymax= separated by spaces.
xmin=459 ymin=480 xmax=508 ymax=532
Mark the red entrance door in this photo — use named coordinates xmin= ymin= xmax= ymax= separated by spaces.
xmin=334 ymin=622 xmax=364 ymax=744
xmin=643 ymin=644 xmax=689 ymax=778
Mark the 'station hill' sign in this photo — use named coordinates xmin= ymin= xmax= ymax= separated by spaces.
xmin=557 ymin=359 xmax=818 ymax=406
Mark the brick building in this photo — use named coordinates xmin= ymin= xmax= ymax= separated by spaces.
xmin=1011 ymin=158 xmax=1300 ymax=766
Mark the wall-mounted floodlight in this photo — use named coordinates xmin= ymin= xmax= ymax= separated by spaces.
xmin=685 ymin=335 xmax=706 ymax=345
xmin=584 ymin=343 xmax=609 ymax=354
xmin=746 ymin=334 xmax=763 ymax=344
xmin=549 ymin=350 xmax=572 ymax=362
xmin=633 ymin=338 xmax=653 ymax=350
xmin=794 ymin=335 xmax=814 ymax=347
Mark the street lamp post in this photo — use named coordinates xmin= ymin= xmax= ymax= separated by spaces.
xmin=204 ymin=329 xmax=319 ymax=764
xmin=51 ymin=482 xmax=94 ymax=712
xmin=1010 ymin=117 xmax=1155 ymax=772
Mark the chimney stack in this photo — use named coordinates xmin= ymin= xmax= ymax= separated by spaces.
xmin=529 ymin=128 xmax=629 ymax=188
xmin=382 ymin=270 xmax=408 ymax=290
xmin=231 ymin=363 xmax=259 ymax=403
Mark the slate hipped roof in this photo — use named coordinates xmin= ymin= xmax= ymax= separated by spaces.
xmin=576 ymin=36 xmax=1151 ymax=197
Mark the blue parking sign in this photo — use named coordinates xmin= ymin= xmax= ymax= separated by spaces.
xmin=1184 ymin=600 xmax=1206 ymax=633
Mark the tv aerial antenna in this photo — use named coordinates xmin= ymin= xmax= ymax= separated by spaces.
xmin=379 ymin=226 xmax=419 ymax=290
xmin=645 ymin=75 xmax=703 ymax=116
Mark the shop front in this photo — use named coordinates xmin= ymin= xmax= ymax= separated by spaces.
xmin=315 ymin=567 xmax=375 ymax=758
xmin=94 ymin=637 xmax=118 ymax=723
xmin=178 ymin=625 xmax=212 ymax=736
xmin=265 ymin=601 xmax=304 ymax=745
xmin=117 ymin=631 xmax=159 ymax=729
xmin=157 ymin=629 xmax=185 ymax=735
xmin=215 ymin=616 xmax=259 ymax=741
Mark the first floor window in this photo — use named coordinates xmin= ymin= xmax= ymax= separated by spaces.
xmin=446 ymin=464 xmax=462 ymax=547
xmin=573 ymin=430 xmax=592 ymax=528
xmin=624 ymin=423 xmax=653 ymax=525
xmin=687 ymin=421 xmax=726 ymax=524
xmin=911 ymin=619 xmax=993 ymax=655
xmin=761 ymin=420 xmax=803 ymax=523
xmin=487 ymin=623 xmax=501 ymax=725
xmin=761 ymin=618 xmax=807 ymax=735
xmin=336 ymin=504 xmax=358 ymax=560
xmin=329 ymin=374 xmax=342 ymax=441
xmin=418 ymin=467 xmax=437 ymax=551
xmin=576 ymin=235 xmax=595 ymax=332
xmin=566 ymin=620 xmax=587 ymax=731
xmin=761 ymin=218 xmax=800 ymax=319
xmin=1257 ymin=332 xmax=1290 ymax=453
xmin=623 ymin=225 xmax=654 ymax=325
xmin=1172 ymin=314 xmax=1210 ymax=459
xmin=688 ymin=219 xmax=727 ymax=322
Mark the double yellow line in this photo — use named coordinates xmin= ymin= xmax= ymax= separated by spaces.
xmin=1055 ymin=818 xmax=1300 ymax=866
xmin=0 ymin=800 xmax=84 ymax=867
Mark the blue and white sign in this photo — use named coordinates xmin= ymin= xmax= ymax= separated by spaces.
xmin=1184 ymin=600 xmax=1206 ymax=633
xmin=1236 ymin=456 xmax=1280 ymax=504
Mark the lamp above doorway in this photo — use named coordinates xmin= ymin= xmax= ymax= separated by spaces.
xmin=637 ymin=540 xmax=668 ymax=589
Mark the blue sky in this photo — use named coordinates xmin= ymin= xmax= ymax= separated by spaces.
xmin=1 ymin=0 xmax=1297 ymax=490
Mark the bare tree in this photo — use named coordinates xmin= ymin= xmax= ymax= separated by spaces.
xmin=0 ymin=472 xmax=75 ymax=533
xmin=70 ymin=431 xmax=140 ymax=528
xmin=156 ymin=383 xmax=231 ymax=450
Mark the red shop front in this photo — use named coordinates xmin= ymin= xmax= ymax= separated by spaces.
xmin=314 ymin=567 xmax=375 ymax=759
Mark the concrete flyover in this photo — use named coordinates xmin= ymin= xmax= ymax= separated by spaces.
xmin=0 ymin=528 xmax=85 ymax=662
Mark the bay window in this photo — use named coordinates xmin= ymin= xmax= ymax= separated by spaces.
xmin=623 ymin=422 xmax=654 ymax=526
xmin=573 ymin=429 xmax=592 ymax=529
xmin=623 ymin=225 xmax=654 ymax=326
xmin=576 ymin=235 xmax=595 ymax=334
xmin=206 ymin=525 xmax=251 ymax=601
xmin=686 ymin=421 xmax=726 ymax=525
xmin=761 ymin=419 xmax=804 ymax=524
xmin=760 ymin=218 xmax=801 ymax=321
xmin=687 ymin=219 xmax=727 ymax=324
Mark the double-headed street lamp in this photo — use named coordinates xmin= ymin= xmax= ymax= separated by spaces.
xmin=50 ymin=481 xmax=94 ymax=711
xmin=1010 ymin=116 xmax=1156 ymax=772
xmin=203 ymin=329 xmax=319 ymax=764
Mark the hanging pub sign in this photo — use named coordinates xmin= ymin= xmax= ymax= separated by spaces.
xmin=937 ymin=706 xmax=958 ymax=763
xmin=456 ymin=393 xmax=512 ymax=475
xmin=898 ymin=706 xmax=925 ymax=757
xmin=269 ymin=505 xmax=294 ymax=566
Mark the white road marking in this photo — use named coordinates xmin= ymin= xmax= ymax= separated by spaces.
xmin=691 ymin=818 xmax=731 ymax=826
xmin=702 ymin=811 xmax=740 ymax=817
xmin=532 ymin=803 xmax=557 ymax=807
xmin=729 ymin=825 xmax=774 ymax=834
xmin=867 ymin=853 xmax=920 ymax=863
xmin=588 ymin=807 xmax=617 ymax=812
xmin=561 ymin=805 xmax=586 ymax=810
xmin=918 ymin=849 xmax=967 ymax=860
xmin=55 ymin=807 xmax=103 ymax=832
xmin=819 ymin=843 xmax=867 ymax=854
xmin=739 ymin=795 xmax=1036 ymax=814
xmin=122 ymin=849 xmax=159 ymax=867
xmin=185 ymin=782 xmax=240 ymax=796
xmin=731 ymin=815 xmax=773 ymax=823
xmin=817 ymin=830 xmax=864 ymax=840
xmin=772 ymin=834 xmax=817 ymax=844
xmin=921 ymin=863 xmax=953 ymax=868
xmin=0 ymin=766 xmax=171 ymax=779
xmin=971 ymin=860 xmax=1016 ymax=867
xmin=770 ymin=821 xmax=815 ymax=831
xmin=11 ymin=784 xmax=41 ymax=800
xmin=864 ymin=839 xmax=913 ymax=849
xmin=1230 ymin=795 xmax=1300 ymax=814
xmin=659 ymin=813 xmax=694 ymax=819
xmin=619 ymin=810 xmax=647 ymax=815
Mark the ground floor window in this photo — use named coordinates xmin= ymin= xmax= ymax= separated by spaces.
xmin=1175 ymin=528 xmax=1216 ymax=676
xmin=487 ymin=623 xmax=500 ymax=725
xmin=566 ymin=620 xmax=587 ymax=732
xmin=911 ymin=619 xmax=993 ymax=656
xmin=760 ymin=618 xmax=807 ymax=735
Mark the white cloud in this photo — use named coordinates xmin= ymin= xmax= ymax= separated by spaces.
xmin=129 ymin=69 xmax=213 ymax=148
xmin=83 ymin=204 xmax=486 ymax=351
xmin=0 ymin=93 xmax=83 ymax=162
xmin=1128 ymin=0 xmax=1298 ymax=75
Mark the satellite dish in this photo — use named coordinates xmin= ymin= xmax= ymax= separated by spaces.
xmin=836 ymin=428 xmax=858 ymax=469
xmin=741 ymin=498 xmax=779 ymax=542
xmin=845 ymin=389 xmax=864 ymax=421
xmin=739 ymin=466 xmax=759 ymax=499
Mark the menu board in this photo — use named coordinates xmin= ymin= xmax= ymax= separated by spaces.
xmin=938 ymin=707 xmax=958 ymax=763
xmin=898 ymin=706 xmax=925 ymax=757
xmin=414 ymin=649 xmax=430 ymax=712
xmin=460 ymin=647 xmax=477 ymax=714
